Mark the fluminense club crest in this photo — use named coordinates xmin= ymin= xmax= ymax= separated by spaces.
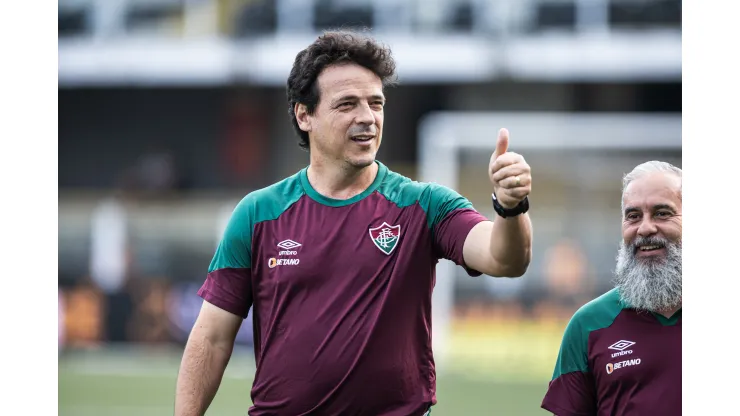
xmin=368 ymin=222 xmax=401 ymax=255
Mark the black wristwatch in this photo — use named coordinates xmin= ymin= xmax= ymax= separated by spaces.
xmin=491 ymin=193 xmax=529 ymax=218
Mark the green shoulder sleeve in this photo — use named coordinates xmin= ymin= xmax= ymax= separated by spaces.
xmin=208 ymin=172 xmax=306 ymax=272
xmin=209 ymin=195 xmax=256 ymax=272
xmin=552 ymin=289 xmax=624 ymax=379
xmin=422 ymin=183 xmax=475 ymax=229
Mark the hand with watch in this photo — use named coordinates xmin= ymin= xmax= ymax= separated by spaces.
xmin=488 ymin=128 xmax=532 ymax=218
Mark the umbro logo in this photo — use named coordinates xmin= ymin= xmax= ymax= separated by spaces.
xmin=277 ymin=239 xmax=301 ymax=256
xmin=608 ymin=340 xmax=636 ymax=351
xmin=609 ymin=340 xmax=635 ymax=358
xmin=277 ymin=240 xmax=302 ymax=250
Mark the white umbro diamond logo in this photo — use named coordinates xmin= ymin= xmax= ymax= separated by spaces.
xmin=608 ymin=340 xmax=636 ymax=351
xmin=277 ymin=239 xmax=302 ymax=250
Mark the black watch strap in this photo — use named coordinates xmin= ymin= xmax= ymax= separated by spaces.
xmin=491 ymin=193 xmax=529 ymax=218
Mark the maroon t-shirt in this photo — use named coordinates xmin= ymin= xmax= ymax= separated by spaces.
xmin=198 ymin=161 xmax=489 ymax=415
xmin=542 ymin=288 xmax=682 ymax=416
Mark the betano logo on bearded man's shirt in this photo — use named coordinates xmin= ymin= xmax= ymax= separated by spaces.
xmin=542 ymin=289 xmax=681 ymax=416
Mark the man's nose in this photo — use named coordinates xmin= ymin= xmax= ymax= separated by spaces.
xmin=355 ymin=102 xmax=375 ymax=125
xmin=637 ymin=216 xmax=658 ymax=237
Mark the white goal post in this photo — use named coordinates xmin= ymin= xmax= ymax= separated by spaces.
xmin=418 ymin=112 xmax=682 ymax=369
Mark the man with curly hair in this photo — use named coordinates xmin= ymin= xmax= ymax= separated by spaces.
xmin=175 ymin=30 xmax=534 ymax=416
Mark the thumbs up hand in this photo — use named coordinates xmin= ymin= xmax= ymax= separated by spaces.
xmin=489 ymin=128 xmax=532 ymax=210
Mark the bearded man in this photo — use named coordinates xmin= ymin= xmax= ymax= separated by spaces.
xmin=541 ymin=161 xmax=682 ymax=416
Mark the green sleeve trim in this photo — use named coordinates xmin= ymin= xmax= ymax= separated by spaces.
xmin=552 ymin=289 xmax=625 ymax=379
xmin=377 ymin=169 xmax=475 ymax=229
xmin=208 ymin=172 xmax=305 ymax=272
xmin=422 ymin=183 xmax=475 ymax=229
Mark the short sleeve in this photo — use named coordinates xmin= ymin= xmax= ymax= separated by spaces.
xmin=541 ymin=313 xmax=597 ymax=415
xmin=197 ymin=197 xmax=254 ymax=318
xmin=426 ymin=184 xmax=489 ymax=276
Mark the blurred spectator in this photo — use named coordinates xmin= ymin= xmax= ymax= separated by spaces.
xmin=89 ymin=195 xmax=134 ymax=343
xmin=166 ymin=281 xmax=254 ymax=347
xmin=89 ymin=196 xmax=129 ymax=294
xmin=533 ymin=239 xmax=595 ymax=321
xmin=221 ymin=96 xmax=268 ymax=186
xmin=59 ymin=290 xmax=65 ymax=351
xmin=544 ymin=238 xmax=591 ymax=300
xmin=62 ymin=284 xmax=104 ymax=347
xmin=128 ymin=279 xmax=172 ymax=344
xmin=166 ymin=282 xmax=205 ymax=344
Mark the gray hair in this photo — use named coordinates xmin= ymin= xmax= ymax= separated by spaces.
xmin=621 ymin=161 xmax=682 ymax=212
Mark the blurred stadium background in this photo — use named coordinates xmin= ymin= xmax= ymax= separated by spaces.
xmin=58 ymin=0 xmax=681 ymax=414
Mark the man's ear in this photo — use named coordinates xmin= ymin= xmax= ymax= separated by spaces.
xmin=295 ymin=103 xmax=312 ymax=133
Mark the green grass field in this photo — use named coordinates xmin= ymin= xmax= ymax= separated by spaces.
xmin=59 ymin=345 xmax=552 ymax=416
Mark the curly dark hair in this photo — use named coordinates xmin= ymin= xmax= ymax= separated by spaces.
xmin=286 ymin=30 xmax=398 ymax=150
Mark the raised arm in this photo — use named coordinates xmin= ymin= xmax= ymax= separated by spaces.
xmin=463 ymin=128 xmax=533 ymax=277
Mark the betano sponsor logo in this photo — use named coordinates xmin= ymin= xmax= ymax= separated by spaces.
xmin=268 ymin=258 xmax=300 ymax=268
xmin=606 ymin=358 xmax=641 ymax=375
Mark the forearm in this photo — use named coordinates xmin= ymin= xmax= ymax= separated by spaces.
xmin=175 ymin=330 xmax=234 ymax=416
xmin=489 ymin=212 xmax=532 ymax=276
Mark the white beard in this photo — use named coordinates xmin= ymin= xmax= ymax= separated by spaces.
xmin=614 ymin=236 xmax=682 ymax=312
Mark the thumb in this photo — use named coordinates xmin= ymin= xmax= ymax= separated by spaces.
xmin=493 ymin=128 xmax=509 ymax=159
